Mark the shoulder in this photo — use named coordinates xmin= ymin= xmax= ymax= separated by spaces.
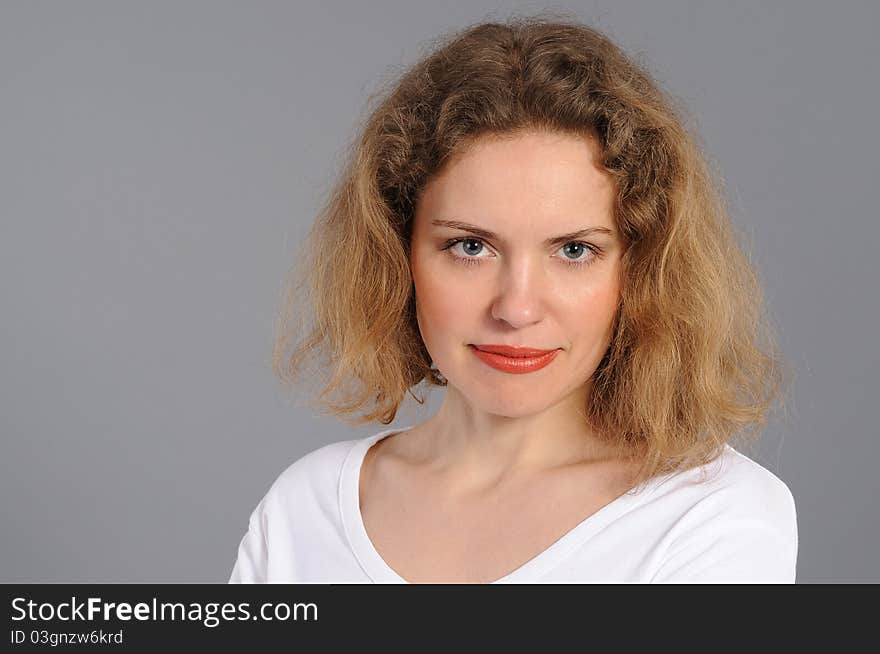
xmin=653 ymin=444 xmax=797 ymax=530
xmin=258 ymin=436 xmax=364 ymax=513
xmin=647 ymin=444 xmax=799 ymax=582
xmin=697 ymin=444 xmax=796 ymax=523
xmin=229 ymin=429 xmax=398 ymax=583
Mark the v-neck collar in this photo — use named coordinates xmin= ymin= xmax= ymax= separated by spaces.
xmin=339 ymin=426 xmax=666 ymax=583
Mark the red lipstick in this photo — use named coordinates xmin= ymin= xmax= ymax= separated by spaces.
xmin=469 ymin=344 xmax=560 ymax=374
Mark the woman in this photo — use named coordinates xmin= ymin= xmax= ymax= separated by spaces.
xmin=228 ymin=15 xmax=797 ymax=583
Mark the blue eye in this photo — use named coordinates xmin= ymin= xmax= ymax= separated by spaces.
xmin=442 ymin=237 xmax=600 ymax=269
xmin=560 ymin=242 xmax=591 ymax=262
xmin=456 ymin=238 xmax=487 ymax=259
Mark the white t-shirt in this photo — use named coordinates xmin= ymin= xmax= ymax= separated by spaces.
xmin=228 ymin=426 xmax=798 ymax=583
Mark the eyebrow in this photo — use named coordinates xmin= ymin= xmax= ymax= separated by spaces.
xmin=430 ymin=219 xmax=616 ymax=245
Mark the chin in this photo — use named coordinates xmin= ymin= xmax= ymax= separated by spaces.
xmin=457 ymin=384 xmax=559 ymax=418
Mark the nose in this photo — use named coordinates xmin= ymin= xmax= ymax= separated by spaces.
xmin=489 ymin=255 xmax=547 ymax=329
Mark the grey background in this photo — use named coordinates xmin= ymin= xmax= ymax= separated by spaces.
xmin=1 ymin=1 xmax=877 ymax=583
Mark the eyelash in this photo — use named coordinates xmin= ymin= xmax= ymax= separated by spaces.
xmin=442 ymin=237 xmax=602 ymax=269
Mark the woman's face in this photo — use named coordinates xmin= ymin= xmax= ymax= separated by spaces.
xmin=409 ymin=130 xmax=624 ymax=418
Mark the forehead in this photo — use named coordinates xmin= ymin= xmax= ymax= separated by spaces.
xmin=416 ymin=130 xmax=616 ymax=230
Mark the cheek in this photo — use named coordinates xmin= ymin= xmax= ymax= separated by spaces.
xmin=564 ymin=272 xmax=621 ymax=341
xmin=411 ymin=254 xmax=466 ymax=347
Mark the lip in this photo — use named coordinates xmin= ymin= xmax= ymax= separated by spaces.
xmin=471 ymin=344 xmax=558 ymax=357
xmin=469 ymin=344 xmax=560 ymax=374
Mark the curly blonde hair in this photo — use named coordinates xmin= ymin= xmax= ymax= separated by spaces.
xmin=273 ymin=13 xmax=787 ymax=490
